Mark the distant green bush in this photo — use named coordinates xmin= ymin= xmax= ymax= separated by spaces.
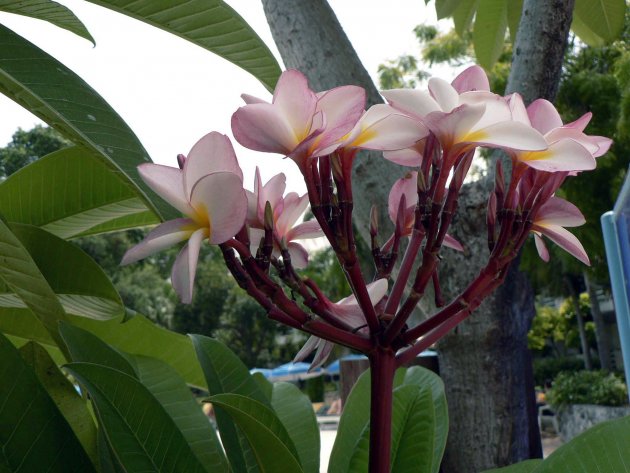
xmin=533 ymin=357 xmax=590 ymax=387
xmin=548 ymin=370 xmax=628 ymax=407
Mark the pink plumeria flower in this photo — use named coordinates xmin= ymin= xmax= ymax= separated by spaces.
xmin=531 ymin=196 xmax=589 ymax=265
xmin=387 ymin=172 xmax=463 ymax=251
xmin=382 ymin=140 xmax=426 ymax=167
xmin=122 ymin=132 xmax=248 ymax=303
xmin=247 ymin=168 xmax=323 ymax=268
xmin=382 ymin=66 xmax=548 ymax=155
xmin=294 ymin=279 xmax=388 ymax=369
xmin=231 ymin=69 xmax=365 ymax=168
xmin=508 ymin=95 xmax=608 ymax=172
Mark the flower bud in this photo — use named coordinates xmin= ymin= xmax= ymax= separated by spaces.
xmin=417 ymin=170 xmax=427 ymax=193
xmin=370 ymin=205 xmax=379 ymax=237
xmin=494 ymin=160 xmax=505 ymax=198
xmin=177 ymin=154 xmax=186 ymax=170
xmin=264 ymin=201 xmax=274 ymax=231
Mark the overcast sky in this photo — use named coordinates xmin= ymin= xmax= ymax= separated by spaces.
xmin=0 ymin=0 xmax=456 ymax=193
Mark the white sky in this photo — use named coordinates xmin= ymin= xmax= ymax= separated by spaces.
xmin=0 ymin=0 xmax=455 ymax=193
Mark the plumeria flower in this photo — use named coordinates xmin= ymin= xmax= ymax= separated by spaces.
xmin=508 ymin=95 xmax=608 ymax=172
xmin=387 ymin=172 xmax=463 ymax=251
xmin=294 ymin=279 xmax=388 ymax=369
xmin=531 ymin=196 xmax=589 ymax=265
xmin=122 ymin=132 xmax=248 ymax=303
xmin=247 ymin=168 xmax=323 ymax=268
xmin=231 ymin=69 xmax=365 ymax=168
xmin=381 ymin=66 xmax=548 ymax=156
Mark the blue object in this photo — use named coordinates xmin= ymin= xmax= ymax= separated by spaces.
xmin=268 ymin=362 xmax=324 ymax=381
xmin=325 ymin=354 xmax=368 ymax=375
xmin=249 ymin=368 xmax=272 ymax=379
xmin=601 ymin=166 xmax=630 ymax=401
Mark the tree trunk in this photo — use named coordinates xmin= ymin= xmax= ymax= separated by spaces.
xmin=566 ymin=275 xmax=593 ymax=370
xmin=584 ymin=271 xmax=614 ymax=371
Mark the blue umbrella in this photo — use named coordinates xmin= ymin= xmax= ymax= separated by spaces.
xmin=268 ymin=362 xmax=324 ymax=382
xmin=249 ymin=368 xmax=272 ymax=379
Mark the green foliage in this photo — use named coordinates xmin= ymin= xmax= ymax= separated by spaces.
xmin=547 ymin=370 xmax=628 ymax=407
xmin=304 ymin=376 xmax=325 ymax=402
xmin=532 ymin=356 xmax=589 ymax=387
xmin=0 ymin=125 xmax=69 ymax=178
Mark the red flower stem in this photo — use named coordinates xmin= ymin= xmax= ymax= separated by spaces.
xmin=344 ymin=257 xmax=380 ymax=335
xmin=368 ymin=347 xmax=396 ymax=473
xmin=305 ymin=319 xmax=373 ymax=352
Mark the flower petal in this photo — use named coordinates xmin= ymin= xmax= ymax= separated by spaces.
xmin=467 ymin=121 xmax=548 ymax=152
xmin=310 ymin=340 xmax=334 ymax=370
xmin=564 ymin=112 xmax=592 ymax=132
xmin=508 ymin=93 xmax=531 ymax=126
xmin=184 ymin=132 xmax=243 ymax=197
xmin=443 ymin=233 xmax=464 ymax=251
xmin=527 ymin=99 xmax=564 ymax=134
xmin=316 ymin=85 xmax=366 ymax=148
xmin=287 ymin=242 xmax=309 ymax=268
xmin=517 ymin=138 xmax=595 ymax=172
xmin=388 ymin=172 xmax=418 ymax=224
xmin=382 ymin=142 xmax=424 ymax=167
xmin=138 ymin=163 xmax=191 ymax=215
xmin=536 ymin=196 xmax=585 ymax=227
xmin=231 ymin=103 xmax=299 ymax=155
xmin=241 ymin=93 xmax=267 ymax=105
xmin=534 ymin=233 xmax=550 ymax=262
xmin=428 ymin=77 xmax=459 ymax=112
xmin=259 ymin=172 xmax=287 ymax=222
xmin=451 ymin=65 xmax=490 ymax=93
xmin=121 ymin=218 xmax=195 ymax=265
xmin=293 ymin=335 xmax=320 ymax=362
xmin=189 ymin=172 xmax=248 ymax=244
xmin=286 ymin=219 xmax=323 ymax=241
xmin=171 ymin=228 xmax=206 ymax=303
xmin=273 ymin=69 xmax=318 ymax=142
xmin=276 ymin=192 xmax=309 ymax=237
xmin=533 ymin=224 xmax=590 ymax=265
xmin=381 ymin=89 xmax=441 ymax=119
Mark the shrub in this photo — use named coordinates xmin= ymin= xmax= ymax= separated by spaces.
xmin=533 ymin=357 xmax=590 ymax=387
xmin=548 ymin=370 xmax=628 ymax=407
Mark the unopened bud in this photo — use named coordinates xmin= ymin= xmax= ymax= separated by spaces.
xmin=452 ymin=151 xmax=474 ymax=189
xmin=330 ymin=153 xmax=343 ymax=180
xmin=417 ymin=171 xmax=427 ymax=193
xmin=264 ymin=201 xmax=274 ymax=231
xmin=494 ymin=160 xmax=505 ymax=196
xmin=487 ymin=193 xmax=497 ymax=226
xmin=370 ymin=205 xmax=379 ymax=237
xmin=395 ymin=194 xmax=407 ymax=235
xmin=177 ymin=154 xmax=186 ymax=169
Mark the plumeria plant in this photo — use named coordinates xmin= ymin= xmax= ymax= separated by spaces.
xmin=123 ymin=65 xmax=610 ymax=472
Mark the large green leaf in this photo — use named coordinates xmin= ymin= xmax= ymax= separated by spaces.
xmin=571 ymin=10 xmax=607 ymax=47
xmin=1 ymin=310 xmax=206 ymax=387
xmin=0 ymin=219 xmax=67 ymax=347
xmin=208 ymin=393 xmax=304 ymax=473
xmin=87 ymin=0 xmax=281 ymax=92
xmin=473 ymin=0 xmax=508 ymax=70
xmin=328 ymin=368 xmax=407 ymax=473
xmin=403 ymin=367 xmax=448 ymax=472
xmin=192 ymin=335 xmax=269 ymax=473
xmin=0 ymin=147 xmax=159 ymax=238
xmin=0 ymin=25 xmax=175 ymax=220
xmin=506 ymin=0 xmax=523 ymax=42
xmin=1 ymin=224 xmax=124 ymax=321
xmin=60 ymin=322 xmax=229 ymax=472
xmin=452 ymin=0 xmax=479 ymax=36
xmin=573 ymin=0 xmax=625 ymax=44
xmin=0 ymin=0 xmax=94 ymax=44
xmin=483 ymin=460 xmax=543 ymax=473
xmin=435 ymin=0 xmax=462 ymax=18
xmin=532 ymin=415 xmax=630 ymax=472
xmin=271 ymin=382 xmax=320 ymax=473
xmin=65 ymin=362 xmax=207 ymax=473
xmin=0 ymin=332 xmax=95 ymax=472
xmin=347 ymin=385 xmax=437 ymax=473
xmin=19 ymin=341 xmax=98 ymax=466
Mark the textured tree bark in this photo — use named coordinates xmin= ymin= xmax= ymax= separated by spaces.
xmin=261 ymin=0 xmax=574 ymax=471
xmin=584 ymin=271 xmax=614 ymax=371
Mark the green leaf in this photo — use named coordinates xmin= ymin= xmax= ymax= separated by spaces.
xmin=0 ymin=332 xmax=95 ymax=472
xmin=65 ymin=362 xmax=207 ymax=473
xmin=473 ymin=0 xmax=508 ymax=70
xmin=435 ymin=0 xmax=463 ymax=19
xmin=571 ymin=14 xmax=606 ymax=48
xmin=271 ymin=382 xmax=320 ymax=473
xmin=506 ymin=0 xmax=523 ymax=42
xmin=208 ymin=393 xmax=304 ymax=473
xmin=87 ymin=0 xmax=281 ymax=92
xmin=0 ymin=25 xmax=176 ymax=220
xmin=1 ymin=311 xmax=206 ymax=388
xmin=2 ymin=224 xmax=124 ymax=321
xmin=347 ymin=385 xmax=437 ymax=473
xmin=18 ymin=341 xmax=98 ymax=466
xmin=0 ymin=0 xmax=94 ymax=44
xmin=131 ymin=355 xmax=230 ymax=473
xmin=573 ymin=0 xmax=625 ymax=44
xmin=0 ymin=147 xmax=159 ymax=238
xmin=0 ymin=219 xmax=67 ymax=347
xmin=483 ymin=459 xmax=543 ymax=472
xmin=328 ymin=368 xmax=407 ymax=473
xmin=532 ymin=415 xmax=630 ymax=472
xmin=252 ymin=372 xmax=274 ymax=400
xmin=452 ymin=0 xmax=479 ymax=37
xmin=192 ymin=335 xmax=269 ymax=473
xmin=403 ymin=367 xmax=448 ymax=472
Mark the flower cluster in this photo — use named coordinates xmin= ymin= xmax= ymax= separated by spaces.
xmin=124 ymin=65 xmax=609 ymax=367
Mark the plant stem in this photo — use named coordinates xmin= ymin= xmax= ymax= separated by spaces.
xmin=368 ymin=347 xmax=396 ymax=473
